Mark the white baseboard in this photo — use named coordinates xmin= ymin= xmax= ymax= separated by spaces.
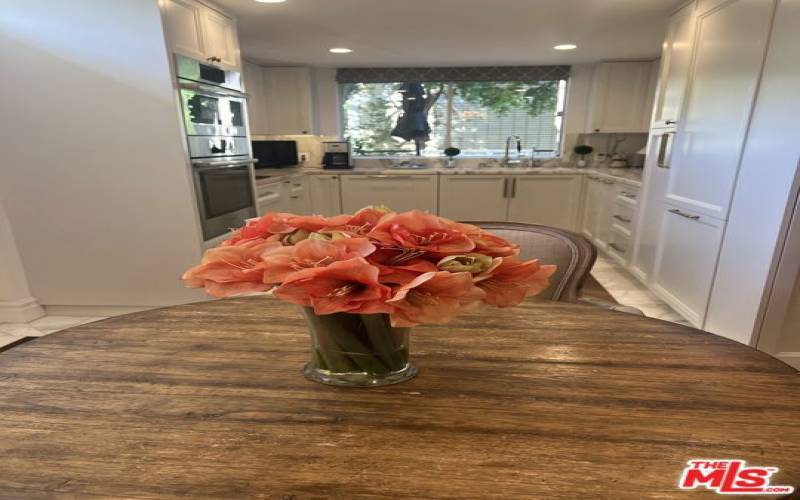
xmin=43 ymin=304 xmax=155 ymax=317
xmin=651 ymin=283 xmax=702 ymax=328
xmin=0 ymin=297 xmax=45 ymax=323
xmin=775 ymin=352 xmax=800 ymax=370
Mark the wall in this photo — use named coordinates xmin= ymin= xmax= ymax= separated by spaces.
xmin=0 ymin=0 xmax=205 ymax=312
xmin=704 ymin=0 xmax=800 ymax=345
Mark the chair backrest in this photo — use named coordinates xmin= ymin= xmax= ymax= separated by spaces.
xmin=467 ymin=222 xmax=597 ymax=302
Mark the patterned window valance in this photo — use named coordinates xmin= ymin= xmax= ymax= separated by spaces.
xmin=336 ymin=65 xmax=571 ymax=83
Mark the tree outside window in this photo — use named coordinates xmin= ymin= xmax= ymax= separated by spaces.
xmin=341 ymin=80 xmax=567 ymax=157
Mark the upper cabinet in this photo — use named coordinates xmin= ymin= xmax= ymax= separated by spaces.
xmin=244 ymin=65 xmax=315 ymax=136
xmin=262 ymin=67 xmax=314 ymax=135
xmin=586 ymin=61 xmax=657 ymax=133
xmin=651 ymin=2 xmax=697 ymax=128
xmin=161 ymin=0 xmax=241 ymax=70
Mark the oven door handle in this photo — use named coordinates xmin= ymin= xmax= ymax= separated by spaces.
xmin=192 ymin=158 xmax=258 ymax=169
xmin=179 ymin=80 xmax=248 ymax=99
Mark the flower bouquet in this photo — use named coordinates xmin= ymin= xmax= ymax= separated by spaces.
xmin=183 ymin=206 xmax=556 ymax=387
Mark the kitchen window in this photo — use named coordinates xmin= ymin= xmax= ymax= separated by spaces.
xmin=340 ymin=79 xmax=568 ymax=158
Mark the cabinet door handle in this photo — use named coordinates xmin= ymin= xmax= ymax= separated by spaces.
xmin=502 ymin=178 xmax=509 ymax=198
xmin=668 ymin=208 xmax=700 ymax=221
xmin=290 ymin=196 xmax=299 ymax=199
xmin=511 ymin=178 xmax=517 ymax=197
xmin=608 ymin=243 xmax=626 ymax=253
xmin=613 ymin=215 xmax=632 ymax=223
xmin=657 ymin=132 xmax=675 ymax=168
xmin=665 ymin=120 xmax=677 ymax=125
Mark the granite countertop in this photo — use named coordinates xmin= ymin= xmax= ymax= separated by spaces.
xmin=301 ymin=166 xmax=643 ymax=187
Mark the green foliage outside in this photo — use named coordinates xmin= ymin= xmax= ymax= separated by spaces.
xmin=342 ymin=81 xmax=561 ymax=156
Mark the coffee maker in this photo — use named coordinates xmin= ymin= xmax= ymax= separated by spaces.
xmin=322 ymin=141 xmax=351 ymax=170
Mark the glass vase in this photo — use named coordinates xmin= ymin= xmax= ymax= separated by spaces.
xmin=301 ymin=307 xmax=418 ymax=387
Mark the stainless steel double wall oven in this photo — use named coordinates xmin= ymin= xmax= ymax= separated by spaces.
xmin=176 ymin=55 xmax=256 ymax=241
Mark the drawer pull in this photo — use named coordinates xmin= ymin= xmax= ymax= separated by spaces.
xmin=669 ymin=208 xmax=700 ymax=220
xmin=608 ymin=243 xmax=626 ymax=253
xmin=620 ymin=192 xmax=637 ymax=199
xmin=613 ymin=215 xmax=632 ymax=223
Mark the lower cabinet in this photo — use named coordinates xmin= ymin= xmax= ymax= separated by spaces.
xmin=284 ymin=175 xmax=309 ymax=214
xmin=439 ymin=174 xmax=582 ymax=229
xmin=340 ymin=175 xmax=438 ymax=214
xmin=652 ymin=204 xmax=725 ymax=327
xmin=507 ymin=175 xmax=582 ymax=230
xmin=255 ymin=180 xmax=285 ymax=216
xmin=308 ymin=174 xmax=342 ymax=216
xmin=581 ymin=176 xmax=615 ymax=247
xmin=439 ymin=175 xmax=508 ymax=221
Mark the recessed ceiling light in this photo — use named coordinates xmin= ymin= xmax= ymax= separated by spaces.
xmin=255 ymin=0 xmax=286 ymax=3
xmin=329 ymin=47 xmax=353 ymax=54
xmin=553 ymin=44 xmax=577 ymax=50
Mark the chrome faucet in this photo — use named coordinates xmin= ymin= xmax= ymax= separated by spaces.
xmin=504 ymin=135 xmax=522 ymax=167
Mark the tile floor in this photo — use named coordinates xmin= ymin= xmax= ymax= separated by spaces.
xmin=0 ymin=254 xmax=689 ymax=350
xmin=591 ymin=254 xmax=690 ymax=325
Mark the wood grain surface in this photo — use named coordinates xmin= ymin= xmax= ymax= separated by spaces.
xmin=0 ymin=297 xmax=798 ymax=499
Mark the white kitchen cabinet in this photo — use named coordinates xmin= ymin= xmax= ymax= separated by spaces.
xmin=262 ymin=67 xmax=314 ymax=135
xmin=652 ymin=204 xmax=726 ymax=327
xmin=580 ymin=176 xmax=602 ymax=240
xmin=507 ymin=175 xmax=582 ymax=230
xmin=161 ymin=0 xmax=241 ymax=69
xmin=651 ymin=1 xmax=697 ymax=128
xmin=161 ymin=0 xmax=206 ymax=61
xmin=283 ymin=175 xmax=310 ymax=215
xmin=308 ymin=174 xmax=342 ymax=216
xmin=586 ymin=61 xmax=655 ymax=133
xmin=665 ymin=0 xmax=775 ymax=220
xmin=340 ymin=175 xmax=437 ymax=214
xmin=255 ymin=180 xmax=286 ymax=216
xmin=630 ymin=132 xmax=673 ymax=282
xmin=439 ymin=175 xmax=508 ymax=221
xmin=580 ymin=175 xmax=617 ymax=249
xmin=199 ymin=6 xmax=239 ymax=69
xmin=242 ymin=61 xmax=268 ymax=135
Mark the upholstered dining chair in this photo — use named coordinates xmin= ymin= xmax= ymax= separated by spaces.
xmin=466 ymin=222 xmax=643 ymax=314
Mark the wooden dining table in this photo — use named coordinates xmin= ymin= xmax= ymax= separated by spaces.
xmin=0 ymin=296 xmax=798 ymax=499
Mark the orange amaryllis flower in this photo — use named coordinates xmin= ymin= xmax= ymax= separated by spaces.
xmin=366 ymin=246 xmax=438 ymax=285
xmin=285 ymin=214 xmax=353 ymax=232
xmin=474 ymin=257 xmax=556 ymax=307
xmin=223 ymin=212 xmax=295 ymax=246
xmin=450 ymin=222 xmax=520 ymax=257
xmin=262 ymin=237 xmax=376 ymax=284
xmin=368 ymin=210 xmax=475 ymax=254
xmin=341 ymin=205 xmax=392 ymax=235
xmin=273 ymin=258 xmax=393 ymax=315
xmin=182 ymin=239 xmax=277 ymax=297
xmin=387 ymin=271 xmax=486 ymax=327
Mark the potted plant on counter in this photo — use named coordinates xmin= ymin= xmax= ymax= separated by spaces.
xmin=573 ymin=145 xmax=594 ymax=167
xmin=182 ymin=206 xmax=556 ymax=387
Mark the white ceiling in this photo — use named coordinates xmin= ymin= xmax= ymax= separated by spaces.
xmin=214 ymin=0 xmax=682 ymax=67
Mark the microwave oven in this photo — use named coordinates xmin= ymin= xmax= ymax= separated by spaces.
xmin=251 ymin=140 xmax=299 ymax=168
